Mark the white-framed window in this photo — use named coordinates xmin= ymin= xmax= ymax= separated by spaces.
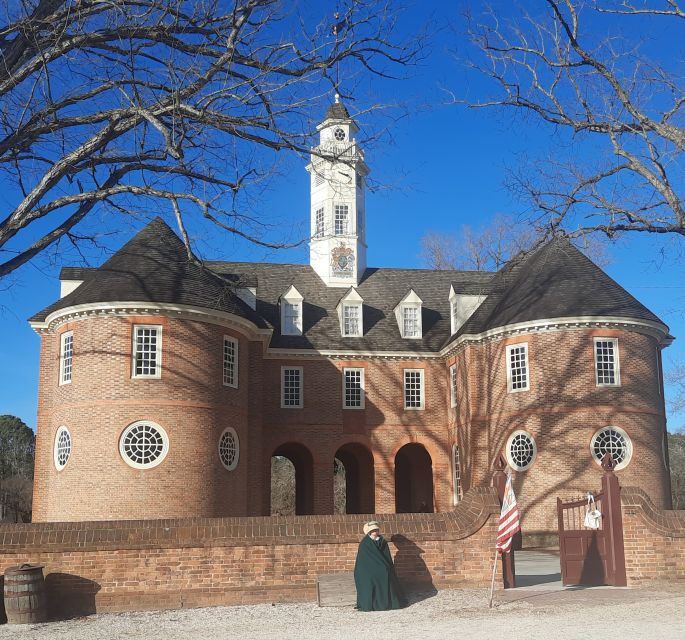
xmin=595 ymin=338 xmax=620 ymax=386
xmin=450 ymin=300 xmax=458 ymax=336
xmin=591 ymin=426 xmax=632 ymax=470
xmin=282 ymin=367 xmax=303 ymax=408
xmin=223 ymin=336 xmax=238 ymax=388
xmin=54 ymin=426 xmax=72 ymax=471
xmin=452 ymin=444 xmax=463 ymax=505
xmin=59 ymin=331 xmax=73 ymax=385
xmin=314 ymin=207 xmax=325 ymax=238
xmin=506 ymin=343 xmax=529 ymax=392
xmin=132 ymin=325 xmax=162 ymax=378
xmin=334 ymin=204 xmax=348 ymax=235
xmin=280 ymin=286 xmax=304 ymax=336
xmin=404 ymin=369 xmax=425 ymax=410
xmin=343 ymin=304 xmax=362 ymax=337
xmin=506 ymin=430 xmax=536 ymax=471
xmin=218 ymin=427 xmax=240 ymax=471
xmin=449 ymin=364 xmax=457 ymax=408
xmin=343 ymin=367 xmax=365 ymax=409
xmin=403 ymin=306 xmax=420 ymax=338
xmin=119 ymin=421 xmax=169 ymax=469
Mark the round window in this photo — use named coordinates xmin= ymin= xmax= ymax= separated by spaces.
xmin=218 ymin=427 xmax=239 ymax=471
xmin=54 ymin=426 xmax=72 ymax=471
xmin=506 ymin=430 xmax=537 ymax=471
xmin=591 ymin=427 xmax=632 ymax=470
xmin=334 ymin=127 xmax=346 ymax=141
xmin=119 ymin=421 xmax=169 ymax=469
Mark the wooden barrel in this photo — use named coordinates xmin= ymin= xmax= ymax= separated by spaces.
xmin=3 ymin=564 xmax=47 ymax=624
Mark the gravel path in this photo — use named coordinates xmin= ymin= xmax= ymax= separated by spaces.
xmin=1 ymin=587 xmax=684 ymax=640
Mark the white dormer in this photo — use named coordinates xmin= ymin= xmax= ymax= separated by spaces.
xmin=60 ymin=279 xmax=84 ymax=298
xmin=449 ymin=285 xmax=487 ymax=335
xmin=337 ymin=288 xmax=364 ymax=337
xmin=280 ymin=285 xmax=304 ymax=336
xmin=394 ymin=290 xmax=423 ymax=339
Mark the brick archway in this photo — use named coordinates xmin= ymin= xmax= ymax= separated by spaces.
xmin=334 ymin=442 xmax=375 ymax=514
xmin=272 ymin=442 xmax=314 ymax=515
xmin=395 ymin=443 xmax=433 ymax=513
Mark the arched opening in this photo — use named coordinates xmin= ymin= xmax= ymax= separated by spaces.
xmin=271 ymin=442 xmax=314 ymax=515
xmin=334 ymin=443 xmax=375 ymax=514
xmin=395 ymin=443 xmax=434 ymax=513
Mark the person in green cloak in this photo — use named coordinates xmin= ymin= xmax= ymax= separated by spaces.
xmin=354 ymin=521 xmax=406 ymax=611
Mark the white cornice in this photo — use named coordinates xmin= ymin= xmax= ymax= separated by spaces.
xmin=30 ymin=302 xmax=273 ymax=343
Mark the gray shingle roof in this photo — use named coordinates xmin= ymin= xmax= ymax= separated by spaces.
xmin=325 ymin=100 xmax=350 ymax=121
xmin=30 ymin=218 xmax=266 ymax=327
xmin=31 ymin=220 xmax=668 ymax=351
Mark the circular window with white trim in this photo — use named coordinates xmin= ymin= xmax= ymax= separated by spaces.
xmin=54 ymin=426 xmax=72 ymax=471
xmin=218 ymin=427 xmax=239 ymax=471
xmin=590 ymin=426 xmax=632 ymax=470
xmin=506 ymin=430 xmax=537 ymax=471
xmin=119 ymin=421 xmax=169 ymax=469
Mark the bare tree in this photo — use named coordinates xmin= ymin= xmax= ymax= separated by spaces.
xmin=462 ymin=1 xmax=685 ymax=242
xmin=0 ymin=0 xmax=420 ymax=278
xmin=420 ymin=214 xmax=609 ymax=271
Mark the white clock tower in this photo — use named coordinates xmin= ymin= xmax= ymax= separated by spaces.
xmin=307 ymin=96 xmax=369 ymax=287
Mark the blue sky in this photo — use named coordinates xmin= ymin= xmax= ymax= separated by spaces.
xmin=1 ymin=1 xmax=684 ymax=431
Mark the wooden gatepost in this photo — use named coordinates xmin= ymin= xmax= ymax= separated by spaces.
xmin=557 ymin=453 xmax=627 ymax=587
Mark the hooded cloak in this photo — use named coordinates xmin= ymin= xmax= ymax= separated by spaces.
xmin=353 ymin=534 xmax=406 ymax=611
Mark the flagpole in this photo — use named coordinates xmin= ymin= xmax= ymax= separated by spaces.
xmin=488 ymin=547 xmax=499 ymax=608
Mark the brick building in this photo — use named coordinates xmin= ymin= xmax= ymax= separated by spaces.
xmin=29 ymin=99 xmax=674 ymax=540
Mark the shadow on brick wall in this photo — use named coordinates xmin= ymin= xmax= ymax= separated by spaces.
xmin=44 ymin=573 xmax=100 ymax=620
xmin=391 ymin=534 xmax=437 ymax=603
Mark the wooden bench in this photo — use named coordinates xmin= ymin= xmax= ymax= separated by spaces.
xmin=316 ymin=572 xmax=356 ymax=607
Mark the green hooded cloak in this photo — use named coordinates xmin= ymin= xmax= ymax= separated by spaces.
xmin=354 ymin=535 xmax=406 ymax=611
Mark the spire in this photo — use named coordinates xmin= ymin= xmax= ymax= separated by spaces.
xmin=325 ymin=94 xmax=350 ymax=121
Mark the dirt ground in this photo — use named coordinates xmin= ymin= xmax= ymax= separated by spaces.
xmin=1 ymin=585 xmax=684 ymax=640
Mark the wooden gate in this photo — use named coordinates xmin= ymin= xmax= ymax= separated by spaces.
xmin=557 ymin=454 xmax=627 ymax=587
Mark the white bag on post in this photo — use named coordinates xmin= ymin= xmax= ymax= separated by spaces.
xmin=584 ymin=493 xmax=602 ymax=530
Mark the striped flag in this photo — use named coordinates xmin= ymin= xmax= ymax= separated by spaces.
xmin=496 ymin=473 xmax=520 ymax=554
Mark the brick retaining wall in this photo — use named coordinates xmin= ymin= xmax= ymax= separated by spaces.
xmin=622 ymin=487 xmax=685 ymax=585
xmin=0 ymin=488 xmax=499 ymax=618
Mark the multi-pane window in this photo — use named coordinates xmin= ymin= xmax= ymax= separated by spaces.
xmin=343 ymin=304 xmax=362 ymax=337
xmin=591 ymin=426 xmax=632 ymax=470
xmin=132 ymin=326 xmax=161 ymax=378
xmin=450 ymin=364 xmax=457 ymax=407
xmin=402 ymin=306 xmax=420 ymax=338
xmin=283 ymin=302 xmax=301 ymax=335
xmin=282 ymin=367 xmax=303 ymax=408
xmin=223 ymin=337 xmax=238 ymax=388
xmin=314 ymin=207 xmax=325 ymax=238
xmin=506 ymin=343 xmax=529 ymax=392
xmin=452 ymin=444 xmax=462 ymax=505
xmin=343 ymin=368 xmax=365 ymax=409
xmin=450 ymin=301 xmax=458 ymax=335
xmin=59 ymin=332 xmax=73 ymax=385
xmin=595 ymin=338 xmax=620 ymax=386
xmin=507 ymin=431 xmax=536 ymax=471
xmin=334 ymin=204 xmax=348 ymax=235
xmin=404 ymin=369 xmax=424 ymax=409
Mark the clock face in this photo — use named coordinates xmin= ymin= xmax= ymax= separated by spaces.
xmin=334 ymin=127 xmax=346 ymax=141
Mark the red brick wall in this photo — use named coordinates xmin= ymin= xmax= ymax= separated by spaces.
xmin=1 ymin=489 xmax=499 ymax=617
xmin=621 ymin=487 xmax=685 ymax=585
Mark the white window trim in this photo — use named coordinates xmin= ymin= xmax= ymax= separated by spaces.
xmin=119 ymin=420 xmax=169 ymax=470
xmin=342 ymin=367 xmax=365 ymax=409
xmin=506 ymin=342 xmax=529 ymax=393
xmin=218 ymin=427 xmax=240 ymax=471
xmin=394 ymin=290 xmax=423 ymax=339
xmin=131 ymin=325 xmax=162 ymax=379
xmin=594 ymin=337 xmax=621 ymax=387
xmin=590 ymin=426 xmax=633 ymax=470
xmin=223 ymin=336 xmax=239 ymax=388
xmin=334 ymin=203 xmax=349 ymax=236
xmin=403 ymin=368 xmax=425 ymax=410
xmin=452 ymin=443 xmax=462 ymax=506
xmin=280 ymin=286 xmax=304 ymax=336
xmin=449 ymin=364 xmax=457 ymax=408
xmin=59 ymin=331 xmax=73 ymax=385
xmin=506 ymin=430 xmax=537 ymax=472
xmin=281 ymin=366 xmax=304 ymax=409
xmin=54 ymin=426 xmax=72 ymax=471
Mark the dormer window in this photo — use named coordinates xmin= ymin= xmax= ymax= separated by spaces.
xmin=280 ymin=286 xmax=303 ymax=336
xmin=337 ymin=288 xmax=364 ymax=337
xmin=449 ymin=285 xmax=487 ymax=335
xmin=394 ymin=290 xmax=423 ymax=339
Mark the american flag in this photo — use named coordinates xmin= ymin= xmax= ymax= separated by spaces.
xmin=496 ymin=473 xmax=520 ymax=553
